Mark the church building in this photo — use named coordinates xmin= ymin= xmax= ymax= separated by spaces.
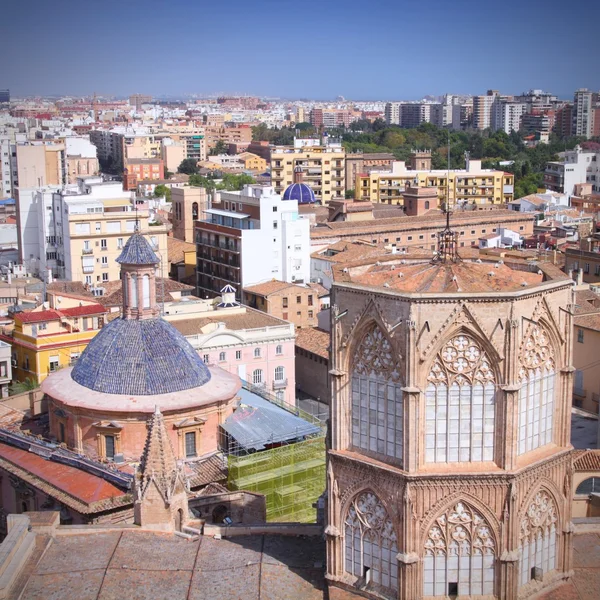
xmin=326 ymin=223 xmax=575 ymax=599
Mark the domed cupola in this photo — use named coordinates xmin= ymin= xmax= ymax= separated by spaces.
xmin=70 ymin=232 xmax=212 ymax=395
xmin=282 ymin=165 xmax=316 ymax=204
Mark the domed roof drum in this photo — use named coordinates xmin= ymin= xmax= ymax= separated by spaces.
xmin=282 ymin=182 xmax=316 ymax=204
xmin=71 ymin=318 xmax=212 ymax=395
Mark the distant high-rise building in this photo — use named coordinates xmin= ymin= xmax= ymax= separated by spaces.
xmin=493 ymin=101 xmax=527 ymax=134
xmin=0 ymin=90 xmax=9 ymax=104
xmin=129 ymin=94 xmax=152 ymax=112
xmin=385 ymin=102 xmax=401 ymax=125
xmin=573 ymin=88 xmax=594 ymax=138
xmin=473 ymin=91 xmax=498 ymax=130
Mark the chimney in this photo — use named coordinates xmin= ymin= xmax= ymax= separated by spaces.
xmin=293 ymin=165 xmax=304 ymax=184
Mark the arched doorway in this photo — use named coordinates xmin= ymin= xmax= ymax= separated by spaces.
xmin=212 ymin=504 xmax=228 ymax=524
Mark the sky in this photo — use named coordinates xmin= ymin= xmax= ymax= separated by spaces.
xmin=4 ymin=0 xmax=599 ymax=100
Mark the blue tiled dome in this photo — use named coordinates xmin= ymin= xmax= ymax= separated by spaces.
xmin=71 ymin=318 xmax=211 ymax=395
xmin=282 ymin=183 xmax=316 ymax=204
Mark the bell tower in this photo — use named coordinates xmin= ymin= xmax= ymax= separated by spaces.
xmin=116 ymin=232 xmax=160 ymax=320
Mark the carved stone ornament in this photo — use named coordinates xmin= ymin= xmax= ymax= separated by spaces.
xmin=519 ymin=325 xmax=555 ymax=380
xmin=424 ymin=502 xmax=496 ymax=557
xmin=353 ymin=326 xmax=401 ymax=382
xmin=427 ymin=333 xmax=494 ymax=387
xmin=520 ymin=491 xmax=557 ymax=542
xmin=345 ymin=491 xmax=398 ymax=548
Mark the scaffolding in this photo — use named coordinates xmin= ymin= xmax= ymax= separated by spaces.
xmin=227 ymin=436 xmax=326 ymax=523
xmin=221 ymin=380 xmax=325 ymax=523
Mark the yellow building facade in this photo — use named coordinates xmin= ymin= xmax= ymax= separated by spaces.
xmin=237 ymin=152 xmax=267 ymax=171
xmin=1 ymin=298 xmax=107 ymax=385
xmin=271 ymin=143 xmax=346 ymax=204
xmin=355 ymin=159 xmax=514 ymax=207
xmin=64 ymin=201 xmax=168 ymax=285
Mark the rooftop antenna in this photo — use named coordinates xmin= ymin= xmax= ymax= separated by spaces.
xmin=134 ymin=201 xmax=140 ymax=232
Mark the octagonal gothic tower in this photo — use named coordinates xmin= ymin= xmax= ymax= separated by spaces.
xmin=326 ymin=252 xmax=575 ymax=600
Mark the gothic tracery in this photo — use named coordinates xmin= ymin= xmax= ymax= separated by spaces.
xmin=353 ymin=325 xmax=401 ymax=382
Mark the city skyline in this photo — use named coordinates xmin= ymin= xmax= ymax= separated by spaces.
xmin=5 ymin=0 xmax=599 ymax=99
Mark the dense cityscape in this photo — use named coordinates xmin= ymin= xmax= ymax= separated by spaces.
xmin=1 ymin=1 xmax=600 ymax=598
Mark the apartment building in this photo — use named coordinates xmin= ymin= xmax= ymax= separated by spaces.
xmin=270 ymin=137 xmax=345 ymax=204
xmin=400 ymin=103 xmax=437 ymax=128
xmin=573 ymin=88 xmax=595 ymax=138
xmin=124 ymin=158 xmax=164 ymax=190
xmin=195 ymin=184 xmax=311 ymax=299
xmin=243 ymin=280 xmax=318 ymax=328
xmin=1 ymin=296 xmax=107 ymax=385
xmin=203 ymin=125 xmax=252 ymax=150
xmin=493 ymin=101 xmax=527 ymax=133
xmin=0 ymin=136 xmax=16 ymax=199
xmin=345 ymin=152 xmax=395 ymax=192
xmin=310 ymin=108 xmax=353 ymax=128
xmin=16 ymin=177 xmax=168 ymax=284
xmin=473 ymin=91 xmax=498 ymax=129
xmin=544 ymin=145 xmax=599 ymax=196
xmin=384 ymin=102 xmax=401 ymax=125
xmin=355 ymin=155 xmax=514 ymax=207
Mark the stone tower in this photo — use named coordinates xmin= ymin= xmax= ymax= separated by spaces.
xmin=172 ymin=186 xmax=207 ymax=243
xmin=326 ymin=248 xmax=574 ymax=599
xmin=133 ymin=406 xmax=189 ymax=531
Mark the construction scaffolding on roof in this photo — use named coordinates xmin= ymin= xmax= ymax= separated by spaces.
xmin=221 ymin=381 xmax=326 ymax=523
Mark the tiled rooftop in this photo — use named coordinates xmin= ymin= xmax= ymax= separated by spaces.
xmin=171 ymin=308 xmax=288 ymax=336
xmin=295 ymin=328 xmax=330 ymax=359
xmin=243 ymin=280 xmax=308 ymax=297
xmin=20 ymin=532 xmax=326 ymax=600
xmin=167 ymin=236 xmax=197 ymax=264
xmin=348 ymin=260 xmax=547 ymax=294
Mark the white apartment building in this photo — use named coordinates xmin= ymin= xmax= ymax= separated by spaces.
xmin=544 ymin=145 xmax=600 ymax=197
xmin=196 ymin=185 xmax=311 ymax=299
xmin=16 ymin=177 xmax=167 ymax=283
xmin=0 ymin=136 xmax=17 ymax=199
xmin=384 ymin=103 xmax=401 ymax=125
xmin=573 ymin=88 xmax=594 ymax=138
xmin=473 ymin=93 xmax=498 ymax=129
xmin=493 ymin=101 xmax=527 ymax=134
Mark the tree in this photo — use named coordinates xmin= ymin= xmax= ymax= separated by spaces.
xmin=345 ymin=189 xmax=355 ymax=199
xmin=163 ymin=169 xmax=173 ymax=180
xmin=154 ymin=184 xmax=171 ymax=202
xmin=9 ymin=377 xmax=37 ymax=396
xmin=209 ymin=140 xmax=229 ymax=156
xmin=178 ymin=158 xmax=199 ymax=175
xmin=188 ymin=174 xmax=216 ymax=191
xmin=217 ymin=173 xmax=255 ymax=191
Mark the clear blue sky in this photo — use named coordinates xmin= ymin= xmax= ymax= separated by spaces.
xmin=5 ymin=0 xmax=599 ymax=100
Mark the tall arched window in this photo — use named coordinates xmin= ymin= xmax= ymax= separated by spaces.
xmin=274 ymin=366 xmax=285 ymax=381
xmin=130 ymin=275 xmax=138 ymax=308
xmin=576 ymin=477 xmax=600 ymax=495
xmin=518 ymin=325 xmax=555 ymax=455
xmin=425 ymin=333 xmax=495 ymax=463
xmin=142 ymin=274 xmax=150 ymax=309
xmin=519 ymin=491 xmax=557 ymax=587
xmin=351 ymin=325 xmax=403 ymax=462
xmin=424 ymin=502 xmax=496 ymax=597
xmin=252 ymin=369 xmax=263 ymax=385
xmin=344 ymin=491 xmax=398 ymax=592
xmin=192 ymin=202 xmax=199 ymax=220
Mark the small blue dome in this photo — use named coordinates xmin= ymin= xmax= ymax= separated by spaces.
xmin=71 ymin=318 xmax=211 ymax=395
xmin=282 ymin=183 xmax=316 ymax=204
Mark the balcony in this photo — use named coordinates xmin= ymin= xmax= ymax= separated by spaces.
xmin=272 ymin=378 xmax=288 ymax=390
xmin=82 ymin=248 xmax=93 ymax=255
xmin=83 ymin=266 xmax=94 ymax=274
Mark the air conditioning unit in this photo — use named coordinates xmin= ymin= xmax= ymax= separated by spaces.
xmin=11 ymin=359 xmax=17 ymax=367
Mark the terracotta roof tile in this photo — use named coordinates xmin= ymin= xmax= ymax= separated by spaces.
xmin=186 ymin=453 xmax=227 ymax=488
xmin=243 ymin=280 xmax=306 ymax=297
xmin=295 ymin=328 xmax=329 ymax=359
xmin=170 ymin=307 xmax=288 ymax=335
xmin=167 ymin=237 xmax=196 ymax=264
xmin=15 ymin=309 xmax=62 ymax=323
xmin=573 ymin=449 xmax=600 ymax=471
